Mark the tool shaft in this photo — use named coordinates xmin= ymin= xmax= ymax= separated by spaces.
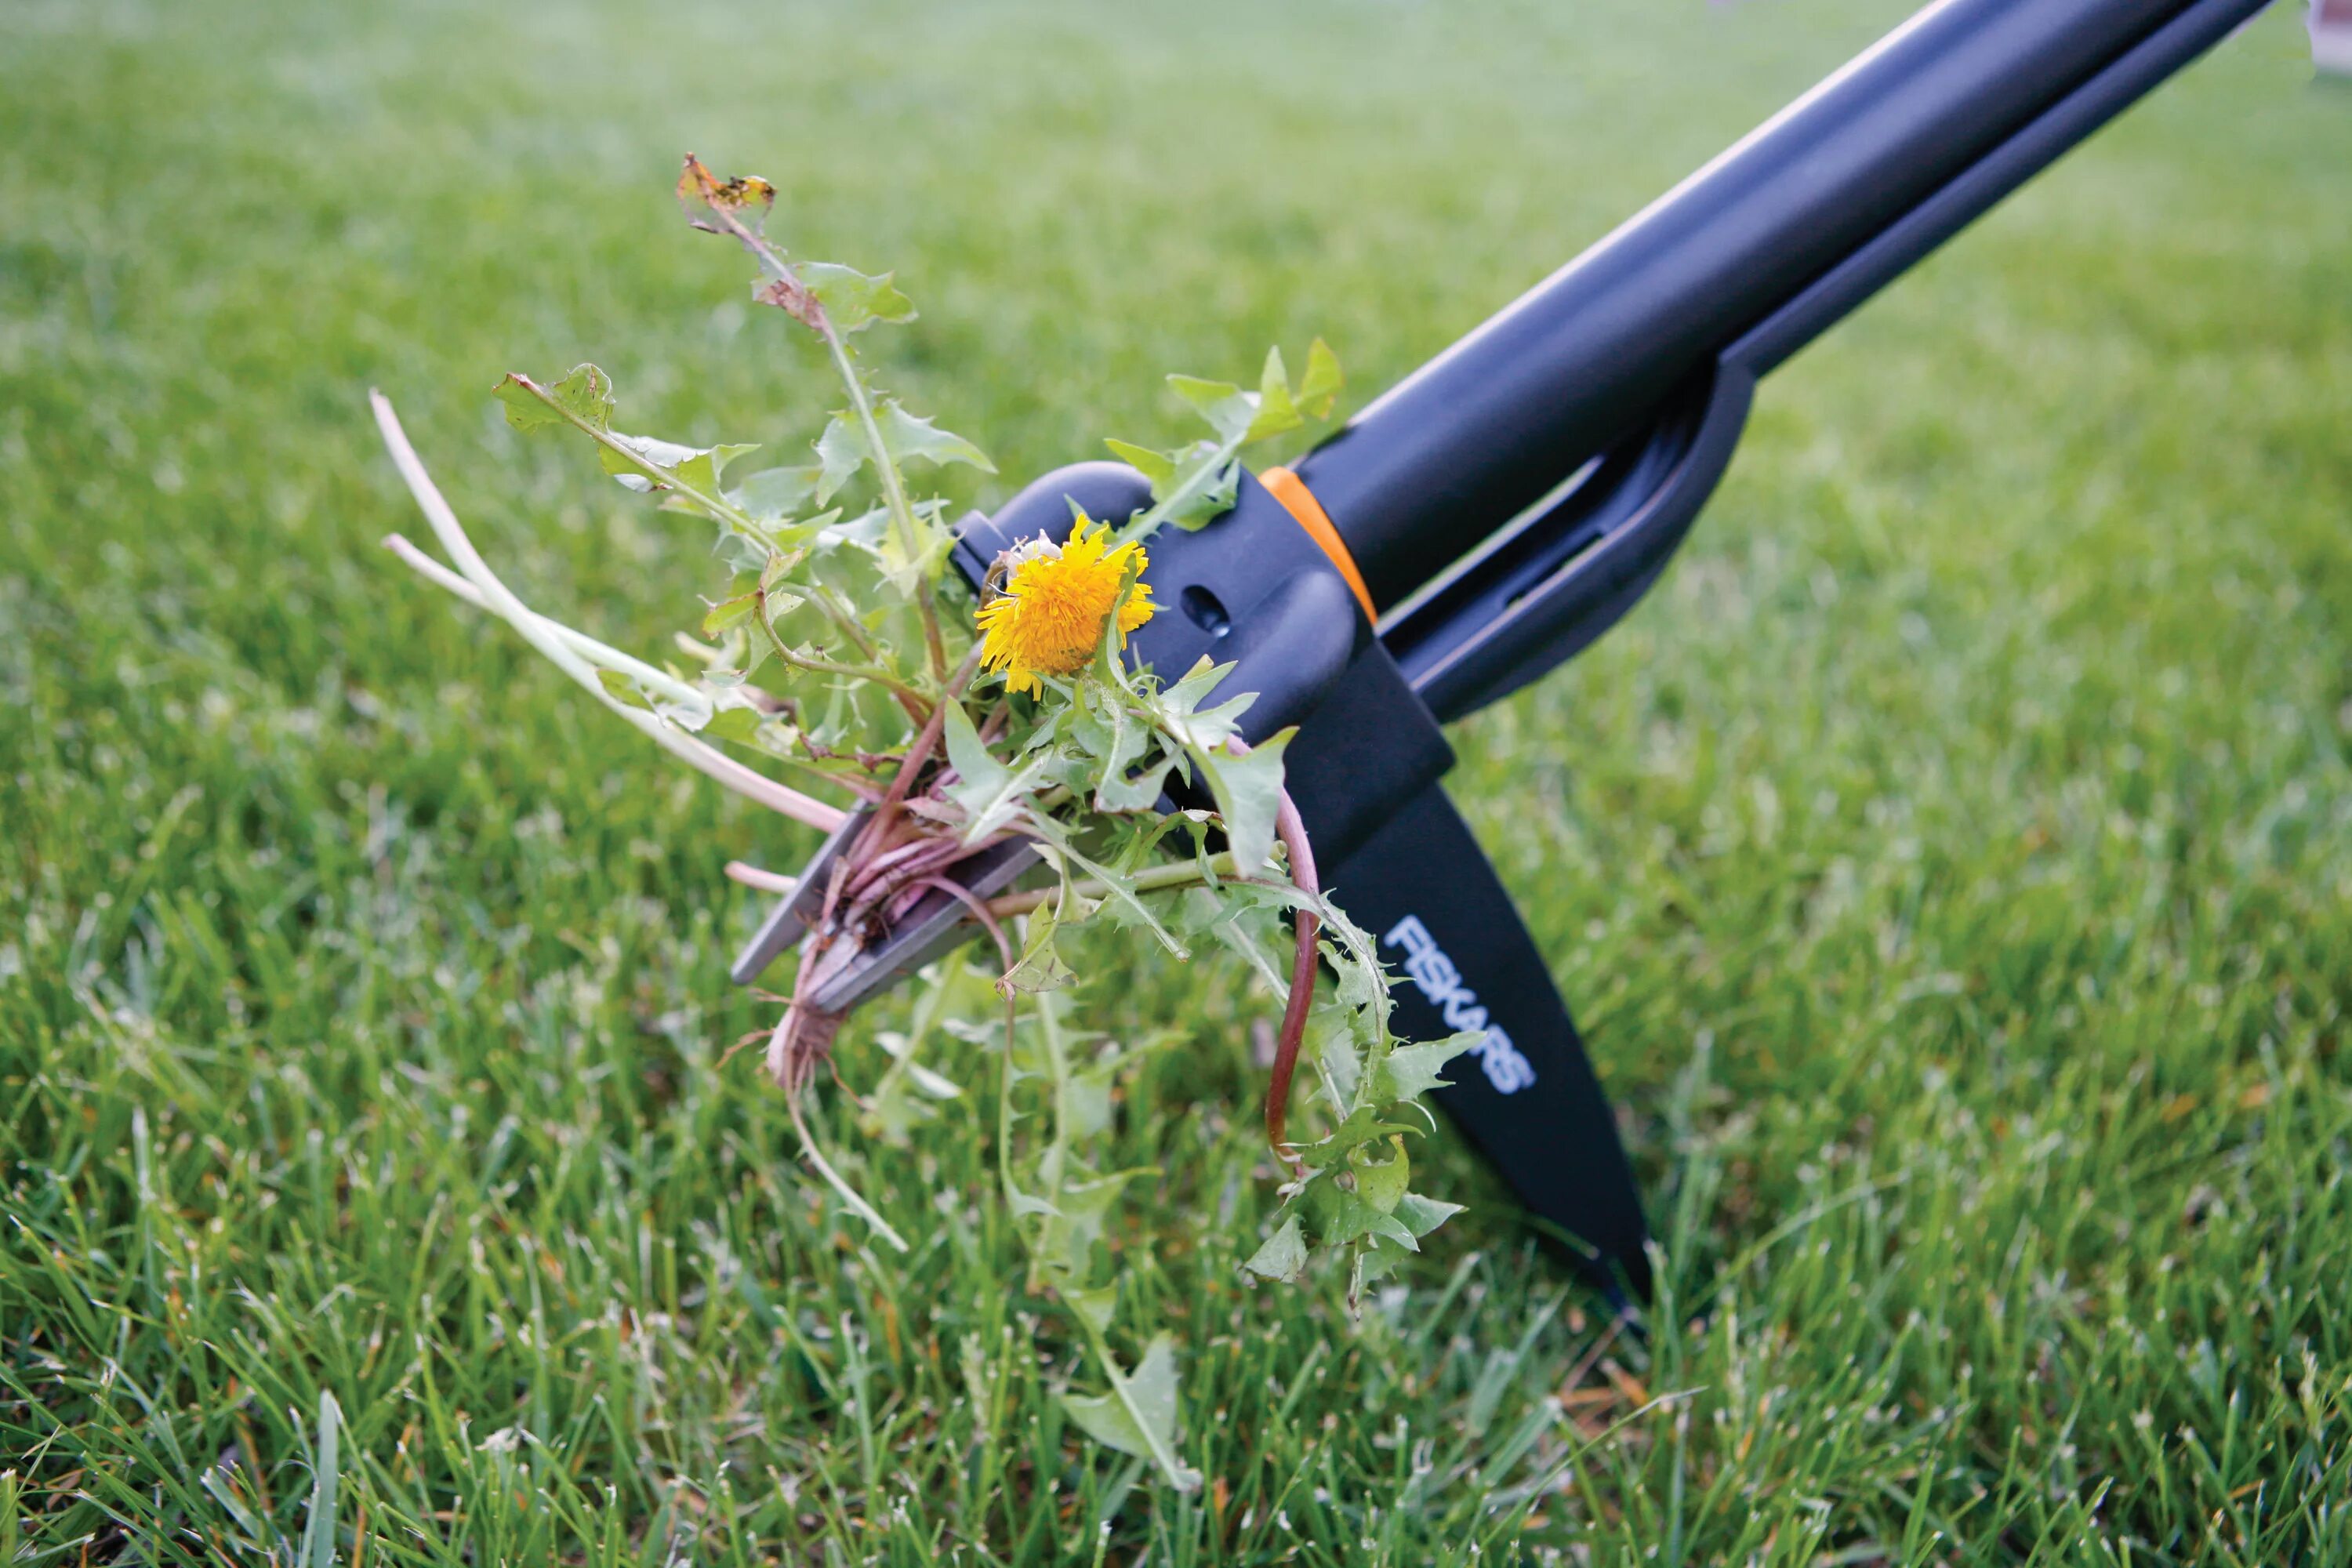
xmin=1297 ymin=0 xmax=2267 ymax=609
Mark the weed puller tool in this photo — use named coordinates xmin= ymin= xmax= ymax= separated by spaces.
xmin=737 ymin=0 xmax=2274 ymax=1300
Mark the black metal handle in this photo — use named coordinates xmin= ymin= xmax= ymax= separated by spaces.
xmin=1383 ymin=362 xmax=1753 ymax=723
xmin=1294 ymin=0 xmax=2270 ymax=619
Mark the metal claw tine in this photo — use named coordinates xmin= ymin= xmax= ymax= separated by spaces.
xmin=729 ymin=806 xmax=1042 ymax=1011
xmin=729 ymin=808 xmax=871 ymax=985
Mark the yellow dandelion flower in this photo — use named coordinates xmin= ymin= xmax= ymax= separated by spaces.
xmin=975 ymin=517 xmax=1157 ymax=697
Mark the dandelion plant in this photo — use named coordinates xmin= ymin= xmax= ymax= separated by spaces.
xmin=375 ymin=155 xmax=1475 ymax=1490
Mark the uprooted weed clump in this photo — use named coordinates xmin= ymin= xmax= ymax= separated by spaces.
xmin=376 ymin=154 xmax=1479 ymax=1489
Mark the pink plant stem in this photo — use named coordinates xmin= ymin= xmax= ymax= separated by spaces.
xmin=725 ymin=860 xmax=797 ymax=895
xmin=851 ymin=644 xmax=985 ymax=871
xmin=847 ymin=836 xmax=952 ymax=899
xmin=1265 ymin=784 xmax=1320 ymax=1163
xmin=851 ymin=828 xmax=1026 ymax=929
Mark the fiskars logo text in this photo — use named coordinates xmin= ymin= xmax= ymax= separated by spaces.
xmin=1381 ymin=916 xmax=1537 ymax=1095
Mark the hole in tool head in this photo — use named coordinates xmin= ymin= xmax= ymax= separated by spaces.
xmin=1180 ymin=583 xmax=1230 ymax=637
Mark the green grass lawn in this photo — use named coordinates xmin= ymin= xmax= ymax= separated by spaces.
xmin=5 ymin=0 xmax=2350 ymax=1560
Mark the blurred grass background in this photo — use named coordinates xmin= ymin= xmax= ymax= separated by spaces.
xmin=4 ymin=0 xmax=2349 ymax=1561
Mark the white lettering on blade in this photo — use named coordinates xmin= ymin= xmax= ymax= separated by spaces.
xmin=1381 ymin=915 xmax=1537 ymax=1095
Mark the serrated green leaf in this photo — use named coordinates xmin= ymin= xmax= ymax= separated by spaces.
xmin=713 ymin=530 xmax=768 ymax=574
xmin=1060 ymin=1336 xmax=1200 ymax=1492
xmin=938 ymin=694 xmax=1007 ymax=790
xmin=1178 ymin=884 xmax=1290 ymax=993
xmin=1187 ymin=727 xmax=1294 ymax=873
xmin=598 ymin=434 xmax=757 ymax=506
xmin=939 ymin=697 xmax=1049 ymax=843
xmin=1104 ymin=437 xmax=1177 ymax=489
xmin=671 ymin=441 xmax=760 ymax=496
xmin=1243 ymin=1215 xmax=1308 ymax=1283
xmin=1167 ymin=374 xmax=1254 ymax=441
xmin=800 ymin=261 xmax=915 ymax=333
xmin=701 ymin=706 xmax=762 ymax=743
xmin=964 ymin=756 xmax=1052 ymax=844
xmin=652 ymin=687 xmax=715 ymax=729
xmin=1158 ymin=655 xmax=1238 ymax=715
xmin=1310 ymin=999 xmax=1367 ymax=1112
xmin=596 ymin=666 xmax=652 ymax=711
xmin=1149 ymin=657 xmax=1257 ymax=751
xmin=811 ymin=400 xmax=994 ymax=506
xmin=1160 ymin=446 xmax=1243 ymax=532
xmin=1327 ymin=959 xmax=1386 ymax=1029
xmin=1297 ymin=337 xmax=1345 ymax=418
xmin=598 ymin=430 xmax=694 ymax=481
xmin=1356 ymin=1237 xmax=1414 ymax=1288
xmin=1065 ymin=1282 xmax=1119 ymax=1334
xmin=1245 ymin=345 xmax=1303 ymax=441
xmin=1054 ymin=1172 xmax=1140 ymax=1256
xmin=495 ymin=364 xmax=613 ymax=433
xmin=812 ymin=413 xmax=867 ymax=505
xmin=1069 ymin=679 xmax=1136 ymax=763
xmin=592 ymin=663 xmax=714 ymax=730
xmin=1078 ymin=687 xmax=1177 ymax=813
xmin=877 ymin=399 xmax=994 ymax=474
xmin=1393 ymin=1190 xmax=1465 ymax=1240
xmin=1301 ymin=1171 xmax=1420 ymax=1250
xmin=1097 ymin=752 xmax=1179 ymax=814
xmin=1372 ymin=1031 xmax=1476 ymax=1104
xmin=1294 ymin=1106 xmax=1415 ymax=1168
xmin=1350 ymin=1135 xmax=1410 ymax=1215
xmin=1190 ymin=461 xmax=1242 ymax=525
xmin=1006 ymin=1187 xmax=1060 ymax=1220
xmin=1001 ymin=902 xmax=1076 ymax=994
xmin=700 ymin=591 xmax=760 ymax=637
xmin=1025 ymin=821 xmax=1188 ymax=957
xmin=731 ymin=463 xmax=822 ymax=521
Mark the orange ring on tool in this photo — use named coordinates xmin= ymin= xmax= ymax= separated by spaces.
xmin=1258 ymin=466 xmax=1376 ymax=623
